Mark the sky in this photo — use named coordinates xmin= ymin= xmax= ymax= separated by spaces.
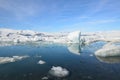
xmin=0 ymin=0 xmax=120 ymax=32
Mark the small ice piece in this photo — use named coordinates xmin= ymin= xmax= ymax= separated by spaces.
xmin=42 ymin=76 xmax=48 ymax=80
xmin=90 ymin=54 xmax=93 ymax=57
xmin=49 ymin=66 xmax=69 ymax=77
xmin=38 ymin=60 xmax=46 ymax=64
xmin=13 ymin=55 xmax=29 ymax=60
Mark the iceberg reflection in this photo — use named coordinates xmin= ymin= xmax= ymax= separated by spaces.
xmin=67 ymin=43 xmax=81 ymax=55
xmin=96 ymin=56 xmax=120 ymax=63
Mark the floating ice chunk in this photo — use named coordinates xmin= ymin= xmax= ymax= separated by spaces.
xmin=67 ymin=31 xmax=81 ymax=43
xmin=0 ymin=55 xmax=29 ymax=64
xmin=42 ymin=76 xmax=48 ymax=80
xmin=38 ymin=60 xmax=46 ymax=64
xmin=0 ymin=57 xmax=15 ymax=64
xmin=49 ymin=66 xmax=69 ymax=77
xmin=13 ymin=55 xmax=29 ymax=60
xmin=95 ymin=43 xmax=120 ymax=57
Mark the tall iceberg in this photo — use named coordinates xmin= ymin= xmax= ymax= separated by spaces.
xmin=67 ymin=31 xmax=81 ymax=43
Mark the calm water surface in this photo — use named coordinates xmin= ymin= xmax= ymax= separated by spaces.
xmin=0 ymin=42 xmax=120 ymax=80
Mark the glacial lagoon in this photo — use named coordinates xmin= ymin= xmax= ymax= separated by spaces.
xmin=0 ymin=42 xmax=120 ymax=80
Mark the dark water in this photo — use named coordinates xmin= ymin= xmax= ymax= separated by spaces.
xmin=0 ymin=42 xmax=120 ymax=80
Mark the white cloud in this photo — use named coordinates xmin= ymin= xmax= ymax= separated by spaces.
xmin=49 ymin=66 xmax=69 ymax=77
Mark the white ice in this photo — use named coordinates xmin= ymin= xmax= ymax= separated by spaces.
xmin=0 ymin=55 xmax=29 ymax=64
xmin=0 ymin=28 xmax=120 ymax=45
xmin=38 ymin=60 xmax=46 ymax=64
xmin=81 ymin=31 xmax=120 ymax=44
xmin=49 ymin=66 xmax=69 ymax=77
xmin=95 ymin=43 xmax=120 ymax=57
xmin=41 ymin=76 xmax=48 ymax=80
xmin=67 ymin=31 xmax=81 ymax=43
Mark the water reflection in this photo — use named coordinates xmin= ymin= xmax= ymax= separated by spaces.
xmin=96 ymin=56 xmax=120 ymax=63
xmin=67 ymin=43 xmax=81 ymax=55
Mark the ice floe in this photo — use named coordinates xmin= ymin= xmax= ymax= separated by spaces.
xmin=38 ymin=60 xmax=46 ymax=64
xmin=0 ymin=55 xmax=29 ymax=64
xmin=41 ymin=76 xmax=48 ymax=80
xmin=49 ymin=66 xmax=69 ymax=77
xmin=95 ymin=43 xmax=120 ymax=57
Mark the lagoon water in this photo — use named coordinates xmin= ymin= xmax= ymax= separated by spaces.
xmin=0 ymin=42 xmax=120 ymax=80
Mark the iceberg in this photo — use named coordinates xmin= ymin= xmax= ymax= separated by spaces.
xmin=67 ymin=31 xmax=81 ymax=43
xmin=95 ymin=43 xmax=120 ymax=57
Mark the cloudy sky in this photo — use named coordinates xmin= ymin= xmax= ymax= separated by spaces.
xmin=0 ymin=0 xmax=120 ymax=32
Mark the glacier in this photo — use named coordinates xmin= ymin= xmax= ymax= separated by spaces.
xmin=0 ymin=28 xmax=120 ymax=45
xmin=0 ymin=28 xmax=68 ymax=44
